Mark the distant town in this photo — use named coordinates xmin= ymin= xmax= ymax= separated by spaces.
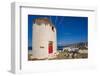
xmin=56 ymin=42 xmax=88 ymax=59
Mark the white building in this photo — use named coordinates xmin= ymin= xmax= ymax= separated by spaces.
xmin=63 ymin=47 xmax=79 ymax=52
xmin=32 ymin=18 xmax=57 ymax=59
xmin=63 ymin=47 xmax=71 ymax=52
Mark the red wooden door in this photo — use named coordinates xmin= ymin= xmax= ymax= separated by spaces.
xmin=48 ymin=42 xmax=53 ymax=54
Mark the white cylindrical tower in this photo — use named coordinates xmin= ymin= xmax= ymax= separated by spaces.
xmin=32 ymin=18 xmax=57 ymax=59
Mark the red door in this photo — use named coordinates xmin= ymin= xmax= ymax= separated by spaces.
xmin=48 ymin=42 xmax=53 ymax=54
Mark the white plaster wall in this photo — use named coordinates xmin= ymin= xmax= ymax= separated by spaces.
xmin=32 ymin=23 xmax=57 ymax=59
xmin=53 ymin=28 xmax=57 ymax=54
xmin=45 ymin=24 xmax=57 ymax=55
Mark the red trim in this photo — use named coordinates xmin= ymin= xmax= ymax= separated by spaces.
xmin=48 ymin=42 xmax=53 ymax=54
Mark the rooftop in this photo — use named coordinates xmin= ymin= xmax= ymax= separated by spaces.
xmin=33 ymin=18 xmax=52 ymax=25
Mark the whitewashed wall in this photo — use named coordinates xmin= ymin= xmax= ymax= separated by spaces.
xmin=32 ymin=23 xmax=57 ymax=59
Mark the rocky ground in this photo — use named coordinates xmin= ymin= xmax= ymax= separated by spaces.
xmin=28 ymin=50 xmax=88 ymax=61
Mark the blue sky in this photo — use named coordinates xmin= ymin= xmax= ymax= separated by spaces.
xmin=28 ymin=15 xmax=88 ymax=47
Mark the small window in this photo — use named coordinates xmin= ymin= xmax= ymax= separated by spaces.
xmin=40 ymin=46 xmax=44 ymax=48
xmin=52 ymin=26 xmax=55 ymax=32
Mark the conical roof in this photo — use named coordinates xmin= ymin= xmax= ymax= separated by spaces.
xmin=33 ymin=18 xmax=52 ymax=25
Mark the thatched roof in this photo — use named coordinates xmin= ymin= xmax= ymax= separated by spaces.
xmin=33 ymin=18 xmax=56 ymax=31
xmin=33 ymin=18 xmax=52 ymax=25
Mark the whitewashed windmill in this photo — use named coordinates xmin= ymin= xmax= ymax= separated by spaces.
xmin=32 ymin=18 xmax=57 ymax=59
